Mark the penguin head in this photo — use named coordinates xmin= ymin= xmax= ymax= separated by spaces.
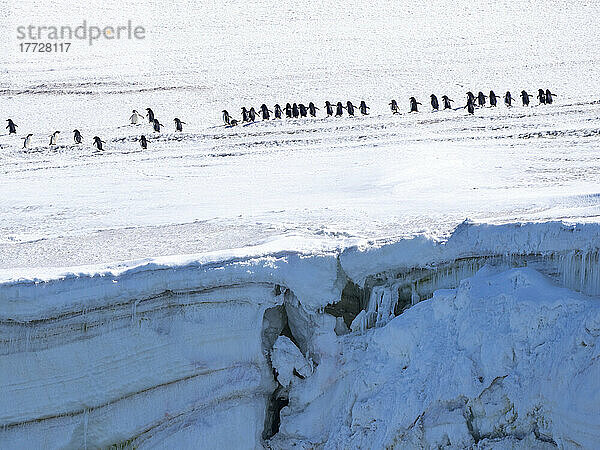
xmin=73 ymin=129 xmax=79 ymax=133
xmin=174 ymin=118 xmax=180 ymax=122
xmin=27 ymin=133 xmax=33 ymax=137
xmin=54 ymin=131 xmax=60 ymax=135
xmin=430 ymin=94 xmax=435 ymax=98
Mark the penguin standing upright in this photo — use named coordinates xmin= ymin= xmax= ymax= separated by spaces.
xmin=73 ymin=129 xmax=82 ymax=144
xmin=409 ymin=97 xmax=421 ymax=113
xmin=389 ymin=100 xmax=399 ymax=114
xmin=359 ymin=101 xmax=369 ymax=115
xmin=130 ymin=110 xmax=144 ymax=125
xmin=249 ymin=107 xmax=257 ymax=122
xmin=466 ymin=92 xmax=476 ymax=104
xmin=292 ymin=103 xmax=299 ymax=118
xmin=308 ymin=102 xmax=319 ymax=117
xmin=335 ymin=102 xmax=344 ymax=117
xmin=489 ymin=91 xmax=500 ymax=107
xmin=140 ymin=135 xmax=148 ymax=149
xmin=92 ymin=136 xmax=105 ymax=150
xmin=299 ymin=104 xmax=308 ymax=118
xmin=6 ymin=119 xmax=17 ymax=134
xmin=430 ymin=95 xmax=439 ymax=111
xmin=441 ymin=96 xmax=454 ymax=110
xmin=274 ymin=104 xmax=283 ymax=119
xmin=521 ymin=90 xmax=533 ymax=106
xmin=346 ymin=101 xmax=356 ymax=116
xmin=222 ymin=110 xmax=231 ymax=125
xmin=22 ymin=133 xmax=32 ymax=149
xmin=504 ymin=91 xmax=514 ymax=107
xmin=153 ymin=119 xmax=163 ymax=132
xmin=146 ymin=108 xmax=155 ymax=123
xmin=477 ymin=92 xmax=487 ymax=107
xmin=49 ymin=131 xmax=60 ymax=146
xmin=174 ymin=118 xmax=185 ymax=132
xmin=259 ymin=104 xmax=272 ymax=120
xmin=545 ymin=89 xmax=556 ymax=104
xmin=464 ymin=98 xmax=475 ymax=115
xmin=537 ymin=89 xmax=546 ymax=104
xmin=284 ymin=103 xmax=292 ymax=118
xmin=325 ymin=101 xmax=334 ymax=116
xmin=241 ymin=107 xmax=249 ymax=122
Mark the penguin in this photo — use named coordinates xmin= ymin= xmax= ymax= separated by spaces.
xmin=140 ymin=135 xmax=148 ymax=149
xmin=325 ymin=101 xmax=334 ymax=117
xmin=308 ymin=102 xmax=319 ymax=117
xmin=464 ymin=98 xmax=475 ymax=115
xmin=441 ymin=96 xmax=454 ymax=110
xmin=222 ymin=110 xmax=231 ymax=125
xmin=92 ymin=136 xmax=105 ymax=150
xmin=409 ymin=97 xmax=421 ymax=113
xmin=274 ymin=104 xmax=283 ymax=119
xmin=521 ymin=90 xmax=533 ymax=106
xmin=545 ymin=89 xmax=556 ymax=104
xmin=49 ymin=131 xmax=60 ymax=146
xmin=504 ymin=91 xmax=514 ymax=107
xmin=359 ymin=101 xmax=369 ymax=115
xmin=73 ymin=129 xmax=82 ymax=144
xmin=292 ymin=103 xmax=299 ymax=118
xmin=335 ymin=102 xmax=344 ymax=117
xmin=299 ymin=104 xmax=308 ymax=118
xmin=389 ymin=100 xmax=399 ymax=114
xmin=477 ymin=91 xmax=487 ymax=107
xmin=146 ymin=108 xmax=155 ymax=123
xmin=259 ymin=104 xmax=272 ymax=120
xmin=284 ymin=103 xmax=292 ymax=118
xmin=241 ymin=107 xmax=249 ymax=122
xmin=249 ymin=107 xmax=258 ymax=122
xmin=174 ymin=118 xmax=185 ymax=132
xmin=6 ymin=119 xmax=17 ymax=134
xmin=230 ymin=119 xmax=239 ymax=126
xmin=346 ymin=101 xmax=356 ymax=116
xmin=153 ymin=119 xmax=163 ymax=132
xmin=22 ymin=133 xmax=32 ymax=149
xmin=466 ymin=92 xmax=476 ymax=104
xmin=489 ymin=91 xmax=500 ymax=107
xmin=537 ymin=89 xmax=546 ymax=105
xmin=130 ymin=110 xmax=144 ymax=125
xmin=430 ymin=94 xmax=439 ymax=111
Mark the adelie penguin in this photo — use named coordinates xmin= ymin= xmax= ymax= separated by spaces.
xmin=346 ymin=101 xmax=356 ymax=116
xmin=153 ymin=119 xmax=163 ymax=132
xmin=489 ymin=91 xmax=500 ymax=107
xmin=222 ymin=110 xmax=231 ymax=125
xmin=504 ymin=91 xmax=514 ymax=107
xmin=249 ymin=107 xmax=258 ymax=122
xmin=22 ymin=133 xmax=32 ymax=149
xmin=464 ymin=98 xmax=475 ymax=115
xmin=140 ymin=135 xmax=148 ymax=149
xmin=466 ymin=92 xmax=476 ymax=104
xmin=174 ymin=118 xmax=186 ymax=132
xmin=359 ymin=101 xmax=369 ymax=115
xmin=409 ymin=97 xmax=421 ymax=113
xmin=335 ymin=102 xmax=344 ymax=117
xmin=389 ymin=100 xmax=399 ymax=114
xmin=230 ymin=119 xmax=239 ymax=126
xmin=545 ymin=89 xmax=556 ymax=104
xmin=130 ymin=110 xmax=144 ymax=125
xmin=537 ymin=89 xmax=546 ymax=105
xmin=92 ymin=136 xmax=105 ymax=150
xmin=49 ymin=131 xmax=60 ymax=146
xmin=241 ymin=107 xmax=249 ymax=122
xmin=477 ymin=92 xmax=487 ymax=107
xmin=274 ymin=104 xmax=283 ymax=119
xmin=521 ymin=90 xmax=533 ymax=106
xmin=308 ymin=102 xmax=319 ymax=117
xmin=284 ymin=103 xmax=292 ymax=119
xmin=299 ymin=104 xmax=308 ymax=118
xmin=441 ymin=96 xmax=454 ymax=110
xmin=325 ymin=101 xmax=334 ymax=117
xmin=259 ymin=104 xmax=272 ymax=120
xmin=292 ymin=103 xmax=299 ymax=118
xmin=146 ymin=108 xmax=155 ymax=123
xmin=73 ymin=129 xmax=83 ymax=144
xmin=6 ymin=119 xmax=17 ymax=134
xmin=430 ymin=94 xmax=439 ymax=111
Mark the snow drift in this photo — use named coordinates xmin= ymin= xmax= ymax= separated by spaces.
xmin=1 ymin=221 xmax=599 ymax=448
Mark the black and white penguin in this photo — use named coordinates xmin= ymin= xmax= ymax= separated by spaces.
xmin=325 ymin=101 xmax=334 ymax=117
xmin=346 ymin=101 xmax=356 ymax=116
xmin=521 ymin=90 xmax=533 ymax=106
xmin=504 ymin=91 xmax=514 ymax=107
xmin=153 ymin=119 xmax=163 ymax=132
xmin=174 ymin=118 xmax=185 ymax=131
xmin=249 ymin=107 xmax=258 ymax=122
xmin=389 ymin=100 xmax=399 ymax=114
xmin=477 ymin=92 xmax=487 ymax=107
xmin=146 ymin=108 xmax=155 ymax=123
xmin=274 ymin=104 xmax=283 ymax=119
xmin=409 ymin=97 xmax=421 ymax=113
xmin=545 ymin=89 xmax=556 ymax=104
xmin=489 ymin=91 xmax=500 ymax=107
xmin=537 ymin=89 xmax=546 ymax=105
xmin=222 ymin=110 xmax=231 ymax=125
xmin=359 ymin=101 xmax=369 ymax=115
xmin=49 ymin=131 xmax=60 ymax=146
xmin=308 ymin=102 xmax=319 ymax=117
xmin=130 ymin=110 xmax=144 ymax=125
xmin=259 ymin=104 xmax=272 ymax=120
xmin=73 ymin=129 xmax=82 ymax=144
xmin=335 ymin=102 xmax=344 ymax=117
xmin=6 ymin=119 xmax=17 ymax=134
xmin=241 ymin=107 xmax=250 ymax=122
xmin=430 ymin=94 xmax=439 ymax=111
xmin=92 ymin=136 xmax=105 ymax=150
xmin=292 ymin=103 xmax=299 ymax=118
xmin=299 ymin=104 xmax=308 ymax=118
xmin=441 ymin=96 xmax=454 ymax=110
xmin=22 ymin=133 xmax=32 ymax=149
xmin=140 ymin=135 xmax=148 ymax=149
xmin=230 ymin=119 xmax=239 ymax=126
xmin=466 ymin=92 xmax=476 ymax=104
xmin=285 ymin=103 xmax=292 ymax=118
xmin=464 ymin=98 xmax=475 ymax=115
